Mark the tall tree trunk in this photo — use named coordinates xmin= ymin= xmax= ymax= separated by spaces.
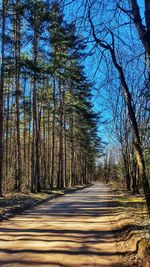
xmin=51 ymin=77 xmax=56 ymax=188
xmin=70 ymin=122 xmax=74 ymax=186
xmin=122 ymin=151 xmax=131 ymax=191
xmin=28 ymin=88 xmax=32 ymax=189
xmin=0 ymin=0 xmax=6 ymax=196
xmin=57 ymin=81 xmax=64 ymax=188
xmin=13 ymin=1 xmax=21 ymax=191
xmin=64 ymin=116 xmax=67 ymax=187
xmin=130 ymin=0 xmax=150 ymax=55
xmin=5 ymin=77 xmax=10 ymax=192
xmin=36 ymin=106 xmax=41 ymax=192
xmin=70 ymin=85 xmax=75 ymax=187
xmin=23 ymin=75 xmax=27 ymax=185
xmin=31 ymin=31 xmax=38 ymax=193
xmin=47 ymin=109 xmax=51 ymax=188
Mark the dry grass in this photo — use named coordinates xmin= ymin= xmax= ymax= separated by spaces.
xmin=0 ymin=192 xmax=56 ymax=220
xmin=110 ymin=187 xmax=150 ymax=267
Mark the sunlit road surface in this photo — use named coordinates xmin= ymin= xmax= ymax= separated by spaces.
xmin=0 ymin=183 xmax=121 ymax=267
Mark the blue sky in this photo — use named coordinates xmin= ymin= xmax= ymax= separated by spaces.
xmin=62 ymin=0 xmax=147 ymax=147
xmin=62 ymin=0 xmax=113 ymax=143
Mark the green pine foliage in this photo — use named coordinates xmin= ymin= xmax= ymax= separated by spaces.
xmin=0 ymin=0 xmax=101 ymax=193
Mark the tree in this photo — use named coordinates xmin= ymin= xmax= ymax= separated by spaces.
xmin=13 ymin=0 xmax=22 ymax=191
xmin=88 ymin=3 xmax=150 ymax=214
xmin=0 ymin=0 xmax=6 ymax=196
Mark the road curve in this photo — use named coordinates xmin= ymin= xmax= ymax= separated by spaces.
xmin=0 ymin=183 xmax=121 ymax=267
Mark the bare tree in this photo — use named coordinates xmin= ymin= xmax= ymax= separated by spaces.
xmin=88 ymin=4 xmax=150 ymax=214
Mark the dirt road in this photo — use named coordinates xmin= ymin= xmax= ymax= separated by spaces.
xmin=0 ymin=183 xmax=122 ymax=267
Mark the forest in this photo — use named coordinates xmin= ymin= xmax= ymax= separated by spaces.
xmin=0 ymin=1 xmax=150 ymax=266
xmin=0 ymin=0 xmax=101 ymax=195
xmin=0 ymin=0 xmax=150 ymax=211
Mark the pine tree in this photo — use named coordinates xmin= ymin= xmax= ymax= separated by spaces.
xmin=0 ymin=0 xmax=6 ymax=196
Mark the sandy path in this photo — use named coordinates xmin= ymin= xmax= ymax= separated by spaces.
xmin=0 ymin=183 xmax=121 ymax=267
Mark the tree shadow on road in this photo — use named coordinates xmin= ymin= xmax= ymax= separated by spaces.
xmin=0 ymin=186 xmax=148 ymax=267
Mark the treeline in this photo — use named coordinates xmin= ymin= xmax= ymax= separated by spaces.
xmin=96 ymin=86 xmax=149 ymax=195
xmin=0 ymin=0 xmax=100 ymax=195
xmin=97 ymin=135 xmax=149 ymax=195
xmin=98 ymin=88 xmax=150 ymax=195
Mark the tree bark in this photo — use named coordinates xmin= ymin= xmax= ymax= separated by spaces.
xmin=0 ymin=0 xmax=6 ymax=196
xmin=130 ymin=0 xmax=150 ymax=55
xmin=14 ymin=1 xmax=22 ymax=191
xmin=51 ymin=77 xmax=56 ymax=188
xmin=57 ymin=81 xmax=64 ymax=188
xmin=31 ymin=30 xmax=38 ymax=193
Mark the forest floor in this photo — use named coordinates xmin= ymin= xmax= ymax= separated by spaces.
xmin=0 ymin=182 xmax=149 ymax=267
xmin=0 ymin=185 xmax=88 ymax=221
xmin=109 ymin=184 xmax=150 ymax=267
